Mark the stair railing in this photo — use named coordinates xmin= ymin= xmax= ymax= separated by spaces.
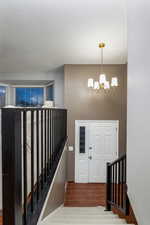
xmin=2 ymin=107 xmax=67 ymax=225
xmin=106 ymin=154 xmax=129 ymax=215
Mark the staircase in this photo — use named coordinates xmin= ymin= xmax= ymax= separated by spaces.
xmin=39 ymin=206 xmax=134 ymax=225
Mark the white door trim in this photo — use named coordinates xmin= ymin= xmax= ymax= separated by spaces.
xmin=75 ymin=120 xmax=119 ymax=183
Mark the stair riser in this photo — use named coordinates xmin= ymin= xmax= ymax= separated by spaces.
xmin=54 ymin=215 xmax=118 ymax=219
xmin=47 ymin=222 xmax=126 ymax=225
xmin=64 ymin=203 xmax=105 ymax=207
xmin=50 ymin=219 xmax=126 ymax=223
xmin=57 ymin=212 xmax=115 ymax=216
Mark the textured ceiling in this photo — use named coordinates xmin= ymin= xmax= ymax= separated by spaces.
xmin=0 ymin=0 xmax=127 ymax=72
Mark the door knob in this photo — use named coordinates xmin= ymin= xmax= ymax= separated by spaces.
xmin=89 ymin=147 xmax=92 ymax=150
xmin=88 ymin=156 xmax=92 ymax=160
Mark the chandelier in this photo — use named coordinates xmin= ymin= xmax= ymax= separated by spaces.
xmin=88 ymin=43 xmax=118 ymax=90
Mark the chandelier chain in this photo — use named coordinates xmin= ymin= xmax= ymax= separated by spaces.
xmin=101 ymin=47 xmax=103 ymax=73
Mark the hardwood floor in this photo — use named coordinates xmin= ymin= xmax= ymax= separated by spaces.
xmin=0 ymin=216 xmax=2 ymax=225
xmin=64 ymin=182 xmax=106 ymax=207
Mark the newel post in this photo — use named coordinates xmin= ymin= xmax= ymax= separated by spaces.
xmin=105 ymin=162 xmax=111 ymax=211
xmin=2 ymin=109 xmax=23 ymax=225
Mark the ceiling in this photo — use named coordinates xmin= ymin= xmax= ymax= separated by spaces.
xmin=0 ymin=0 xmax=127 ymax=73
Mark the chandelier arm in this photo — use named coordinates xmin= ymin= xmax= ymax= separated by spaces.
xmin=101 ymin=47 xmax=103 ymax=73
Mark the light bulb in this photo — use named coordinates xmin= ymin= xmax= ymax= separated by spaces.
xmin=104 ymin=81 xmax=110 ymax=89
xmin=111 ymin=77 xmax=118 ymax=87
xmin=99 ymin=74 xmax=106 ymax=84
xmin=93 ymin=81 xmax=100 ymax=90
xmin=88 ymin=78 xmax=94 ymax=88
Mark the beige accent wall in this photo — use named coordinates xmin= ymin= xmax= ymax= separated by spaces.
xmin=64 ymin=64 xmax=127 ymax=181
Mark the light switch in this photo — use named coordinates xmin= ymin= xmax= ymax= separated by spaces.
xmin=68 ymin=146 xmax=74 ymax=152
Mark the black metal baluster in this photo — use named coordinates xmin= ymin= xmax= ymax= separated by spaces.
xmin=115 ymin=163 xmax=117 ymax=204
xmin=113 ymin=165 xmax=115 ymax=203
xmin=121 ymin=159 xmax=124 ymax=208
xmin=31 ymin=110 xmax=34 ymax=212
xmin=2 ymin=109 xmax=22 ymax=225
xmin=52 ymin=110 xmax=54 ymax=163
xmin=55 ymin=111 xmax=59 ymax=156
xmin=106 ymin=163 xmax=111 ymax=211
xmin=118 ymin=160 xmax=120 ymax=208
xmin=55 ymin=110 xmax=57 ymax=156
xmin=41 ymin=110 xmax=44 ymax=189
xmin=50 ymin=110 xmax=52 ymax=170
xmin=44 ymin=110 xmax=47 ymax=182
xmin=124 ymin=156 xmax=129 ymax=215
xmin=23 ymin=111 xmax=27 ymax=224
xmin=60 ymin=111 xmax=62 ymax=143
xmin=47 ymin=110 xmax=50 ymax=174
xmin=123 ymin=158 xmax=126 ymax=210
xmin=111 ymin=166 xmax=113 ymax=204
xmin=124 ymin=157 xmax=126 ymax=183
xmin=53 ymin=110 xmax=56 ymax=160
xmin=65 ymin=110 xmax=67 ymax=139
xmin=36 ymin=110 xmax=39 ymax=201
xmin=57 ymin=111 xmax=60 ymax=149
xmin=53 ymin=110 xmax=55 ymax=160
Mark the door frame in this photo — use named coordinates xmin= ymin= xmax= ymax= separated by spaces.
xmin=75 ymin=120 xmax=119 ymax=183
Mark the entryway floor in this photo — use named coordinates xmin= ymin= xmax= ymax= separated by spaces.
xmin=64 ymin=182 xmax=106 ymax=207
xmin=0 ymin=216 xmax=2 ymax=225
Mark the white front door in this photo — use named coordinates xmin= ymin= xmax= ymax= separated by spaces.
xmin=75 ymin=120 xmax=118 ymax=183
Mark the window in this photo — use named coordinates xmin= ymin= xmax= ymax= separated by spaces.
xmin=46 ymin=84 xmax=54 ymax=101
xmin=16 ymin=87 xmax=44 ymax=107
xmin=0 ymin=86 xmax=6 ymax=107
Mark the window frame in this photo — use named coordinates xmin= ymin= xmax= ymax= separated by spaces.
xmin=45 ymin=82 xmax=55 ymax=101
xmin=0 ymin=83 xmax=9 ymax=106
xmin=13 ymin=83 xmax=55 ymax=107
xmin=14 ymin=85 xmax=46 ymax=107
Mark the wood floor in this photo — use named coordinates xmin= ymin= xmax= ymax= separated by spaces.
xmin=64 ymin=182 xmax=106 ymax=207
xmin=0 ymin=216 xmax=2 ymax=225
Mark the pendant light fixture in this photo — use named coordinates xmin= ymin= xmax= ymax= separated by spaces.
xmin=87 ymin=43 xmax=118 ymax=90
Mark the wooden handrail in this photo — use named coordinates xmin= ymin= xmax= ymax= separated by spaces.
xmin=109 ymin=154 xmax=126 ymax=167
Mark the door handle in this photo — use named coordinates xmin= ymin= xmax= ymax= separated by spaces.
xmin=88 ymin=156 xmax=92 ymax=160
xmin=89 ymin=147 xmax=92 ymax=150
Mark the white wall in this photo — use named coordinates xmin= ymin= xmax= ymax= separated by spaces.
xmin=127 ymin=1 xmax=150 ymax=225
xmin=0 ymin=66 xmax=64 ymax=108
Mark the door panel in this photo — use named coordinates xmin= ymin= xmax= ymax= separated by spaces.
xmin=89 ymin=123 xmax=118 ymax=183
